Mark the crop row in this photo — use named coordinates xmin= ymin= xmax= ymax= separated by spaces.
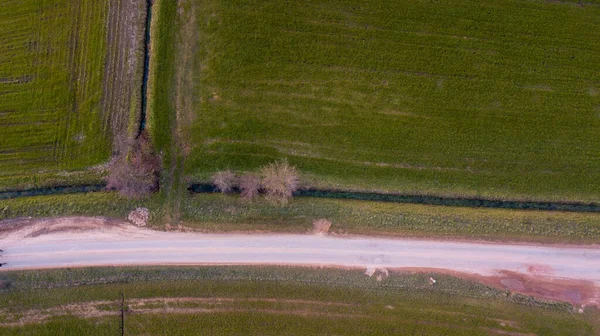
xmin=0 ymin=1 xmax=112 ymax=188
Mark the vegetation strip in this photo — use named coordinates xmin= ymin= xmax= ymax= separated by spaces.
xmin=0 ymin=184 xmax=105 ymax=201
xmin=138 ymin=0 xmax=153 ymax=134
xmin=189 ymin=183 xmax=600 ymax=213
xmin=2 ymin=180 xmax=599 ymax=213
xmin=0 ymin=266 xmax=596 ymax=335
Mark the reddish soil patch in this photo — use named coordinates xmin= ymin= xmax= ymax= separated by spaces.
xmin=487 ymin=270 xmax=598 ymax=307
xmin=394 ymin=267 xmax=599 ymax=307
xmin=526 ymin=264 xmax=553 ymax=276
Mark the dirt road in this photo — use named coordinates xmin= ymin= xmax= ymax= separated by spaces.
xmin=1 ymin=216 xmax=599 ymax=305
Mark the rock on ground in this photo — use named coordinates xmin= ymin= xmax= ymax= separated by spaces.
xmin=128 ymin=208 xmax=149 ymax=227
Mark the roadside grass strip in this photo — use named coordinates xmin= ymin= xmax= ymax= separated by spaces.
xmin=181 ymin=194 xmax=600 ymax=243
xmin=0 ymin=266 xmax=597 ymax=335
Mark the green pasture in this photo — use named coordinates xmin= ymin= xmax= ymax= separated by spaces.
xmin=175 ymin=0 xmax=600 ymax=202
xmin=0 ymin=0 xmax=143 ymax=191
xmin=0 ymin=266 xmax=596 ymax=335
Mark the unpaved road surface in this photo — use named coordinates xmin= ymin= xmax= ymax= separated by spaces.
xmin=1 ymin=216 xmax=599 ymax=306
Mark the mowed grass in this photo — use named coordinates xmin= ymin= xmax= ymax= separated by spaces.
xmin=0 ymin=266 xmax=597 ymax=335
xmin=0 ymin=1 xmax=114 ymax=190
xmin=180 ymin=0 xmax=600 ymax=202
xmin=181 ymin=194 xmax=600 ymax=244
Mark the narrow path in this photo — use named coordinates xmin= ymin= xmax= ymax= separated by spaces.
xmin=3 ymin=222 xmax=599 ymax=284
xmin=2 ymin=217 xmax=599 ymax=305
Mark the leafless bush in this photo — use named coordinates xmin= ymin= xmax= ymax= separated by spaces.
xmin=261 ymin=159 xmax=299 ymax=206
xmin=128 ymin=207 xmax=150 ymax=227
xmin=105 ymin=131 xmax=161 ymax=198
xmin=313 ymin=218 xmax=332 ymax=235
xmin=211 ymin=170 xmax=237 ymax=194
xmin=239 ymin=173 xmax=261 ymax=200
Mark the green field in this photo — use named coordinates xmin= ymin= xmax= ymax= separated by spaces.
xmin=164 ymin=0 xmax=600 ymax=202
xmin=1 ymin=266 xmax=597 ymax=335
xmin=0 ymin=0 xmax=145 ymax=191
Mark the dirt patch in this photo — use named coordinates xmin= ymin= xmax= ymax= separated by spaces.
xmin=26 ymin=225 xmax=97 ymax=238
xmin=525 ymin=264 xmax=553 ymax=276
xmin=0 ymin=216 xmax=154 ymax=243
xmin=489 ymin=270 xmax=599 ymax=307
xmin=394 ymin=267 xmax=600 ymax=307
xmin=312 ymin=218 xmax=332 ymax=235
xmin=500 ymin=278 xmax=525 ymax=291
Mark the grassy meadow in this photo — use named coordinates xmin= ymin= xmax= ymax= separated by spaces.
xmin=1 ymin=266 xmax=597 ymax=335
xmin=0 ymin=0 xmax=145 ymax=191
xmin=173 ymin=0 xmax=600 ymax=202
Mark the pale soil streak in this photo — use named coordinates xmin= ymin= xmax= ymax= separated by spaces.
xmin=0 ymin=300 xmax=115 ymax=327
xmin=2 ymin=296 xmax=529 ymax=335
xmin=202 ymin=138 xmax=469 ymax=173
xmin=174 ymin=3 xmax=198 ymax=155
xmin=126 ymin=297 xmax=356 ymax=308
xmin=101 ymin=0 xmax=146 ymax=154
xmin=0 ymin=216 xmax=156 ymax=244
xmin=0 ymin=297 xmax=358 ymax=327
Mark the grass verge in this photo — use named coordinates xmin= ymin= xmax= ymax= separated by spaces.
xmin=0 ymin=193 xmax=159 ymax=223
xmin=2 ymin=192 xmax=599 ymax=244
xmin=180 ymin=194 xmax=600 ymax=244
xmin=145 ymin=0 xmax=187 ymax=225
xmin=0 ymin=266 xmax=597 ymax=335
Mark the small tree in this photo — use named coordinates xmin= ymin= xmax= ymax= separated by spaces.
xmin=105 ymin=131 xmax=161 ymax=198
xmin=261 ymin=159 xmax=299 ymax=205
xmin=239 ymin=173 xmax=261 ymax=200
xmin=211 ymin=170 xmax=237 ymax=194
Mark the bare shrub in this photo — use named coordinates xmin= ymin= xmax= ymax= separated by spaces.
xmin=128 ymin=207 xmax=150 ymax=227
xmin=211 ymin=170 xmax=237 ymax=194
xmin=261 ymin=159 xmax=299 ymax=206
xmin=239 ymin=173 xmax=261 ymax=200
xmin=313 ymin=218 xmax=332 ymax=235
xmin=105 ymin=131 xmax=161 ymax=198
